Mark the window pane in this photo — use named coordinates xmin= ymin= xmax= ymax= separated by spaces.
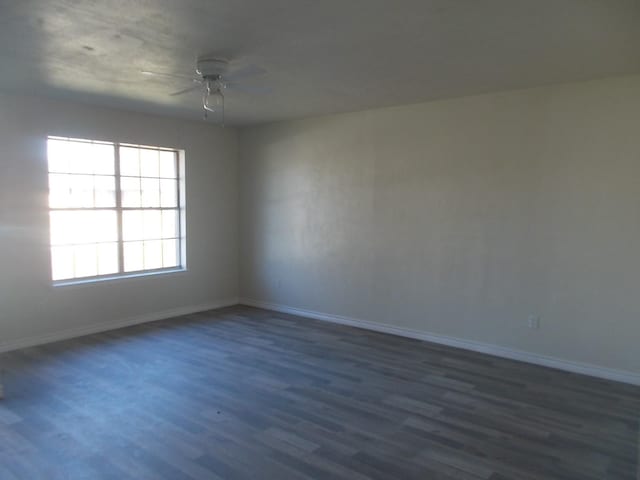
xmin=144 ymin=240 xmax=163 ymax=270
xmin=97 ymin=242 xmax=118 ymax=275
xmin=122 ymin=210 xmax=163 ymax=242
xmin=47 ymin=139 xmax=70 ymax=173
xmin=122 ymin=210 xmax=143 ymax=241
xmin=94 ymin=175 xmax=116 ymax=207
xmin=93 ymin=210 xmax=118 ymax=243
xmin=143 ymin=210 xmax=162 ymax=239
xmin=48 ymin=139 xmax=116 ymax=175
xmin=162 ymin=239 xmax=178 ymax=268
xmin=67 ymin=141 xmax=94 ymax=174
xmin=50 ymin=210 xmax=117 ymax=245
xmin=93 ymin=144 xmax=115 ymax=175
xmin=141 ymin=178 xmax=160 ymax=207
xmin=69 ymin=174 xmax=95 ymax=208
xmin=121 ymin=176 xmax=141 ymax=208
xmin=159 ymin=151 xmax=176 ymax=178
xmin=51 ymin=245 xmax=74 ymax=280
xmin=74 ymin=243 xmax=98 ymax=278
xmin=124 ymin=241 xmax=144 ymax=272
xmin=140 ymin=149 xmax=160 ymax=177
xmin=161 ymin=210 xmax=178 ymax=238
xmin=120 ymin=147 xmax=140 ymax=176
xmin=160 ymin=179 xmax=178 ymax=207
xmin=50 ymin=211 xmax=75 ymax=245
xmin=49 ymin=173 xmax=72 ymax=208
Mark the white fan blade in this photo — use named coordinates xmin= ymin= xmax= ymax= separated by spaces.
xmin=141 ymin=70 xmax=197 ymax=81
xmin=223 ymin=64 xmax=266 ymax=82
xmin=225 ymin=83 xmax=272 ymax=95
xmin=170 ymin=84 xmax=202 ymax=96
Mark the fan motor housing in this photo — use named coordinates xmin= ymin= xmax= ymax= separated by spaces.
xmin=196 ymin=58 xmax=228 ymax=78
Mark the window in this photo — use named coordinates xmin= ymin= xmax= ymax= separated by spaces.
xmin=47 ymin=137 xmax=184 ymax=283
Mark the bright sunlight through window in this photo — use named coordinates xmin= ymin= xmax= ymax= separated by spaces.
xmin=47 ymin=137 xmax=184 ymax=282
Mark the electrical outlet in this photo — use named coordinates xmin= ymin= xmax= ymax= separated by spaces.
xmin=527 ymin=315 xmax=540 ymax=330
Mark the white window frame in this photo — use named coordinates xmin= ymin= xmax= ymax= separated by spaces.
xmin=48 ymin=136 xmax=187 ymax=286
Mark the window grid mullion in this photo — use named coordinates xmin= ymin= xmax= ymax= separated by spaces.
xmin=175 ymin=151 xmax=181 ymax=268
xmin=49 ymin=207 xmax=176 ymax=211
xmin=114 ymin=144 xmax=125 ymax=274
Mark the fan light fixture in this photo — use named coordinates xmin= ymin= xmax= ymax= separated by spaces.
xmin=203 ymin=78 xmax=225 ymax=123
xmin=197 ymin=59 xmax=229 ymax=123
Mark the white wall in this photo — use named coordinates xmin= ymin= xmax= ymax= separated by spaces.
xmin=239 ymin=75 xmax=640 ymax=377
xmin=3 ymin=76 xmax=639 ymax=380
xmin=0 ymin=95 xmax=238 ymax=349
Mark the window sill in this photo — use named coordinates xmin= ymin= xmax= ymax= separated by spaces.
xmin=52 ymin=267 xmax=187 ymax=287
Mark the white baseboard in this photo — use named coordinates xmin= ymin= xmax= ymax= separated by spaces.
xmin=239 ymin=298 xmax=640 ymax=386
xmin=0 ymin=297 xmax=239 ymax=353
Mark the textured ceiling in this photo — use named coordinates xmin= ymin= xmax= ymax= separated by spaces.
xmin=1 ymin=0 xmax=639 ymax=126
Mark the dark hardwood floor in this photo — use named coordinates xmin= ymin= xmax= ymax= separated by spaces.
xmin=0 ymin=305 xmax=638 ymax=479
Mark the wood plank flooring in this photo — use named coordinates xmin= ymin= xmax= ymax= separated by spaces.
xmin=0 ymin=305 xmax=638 ymax=479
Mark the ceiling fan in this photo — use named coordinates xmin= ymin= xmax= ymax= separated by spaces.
xmin=141 ymin=57 xmax=269 ymax=123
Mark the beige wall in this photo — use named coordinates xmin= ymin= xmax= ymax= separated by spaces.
xmin=0 ymin=95 xmax=239 ymax=348
xmin=239 ymin=75 xmax=640 ymax=375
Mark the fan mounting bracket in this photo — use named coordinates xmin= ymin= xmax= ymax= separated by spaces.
xmin=196 ymin=57 xmax=229 ymax=78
